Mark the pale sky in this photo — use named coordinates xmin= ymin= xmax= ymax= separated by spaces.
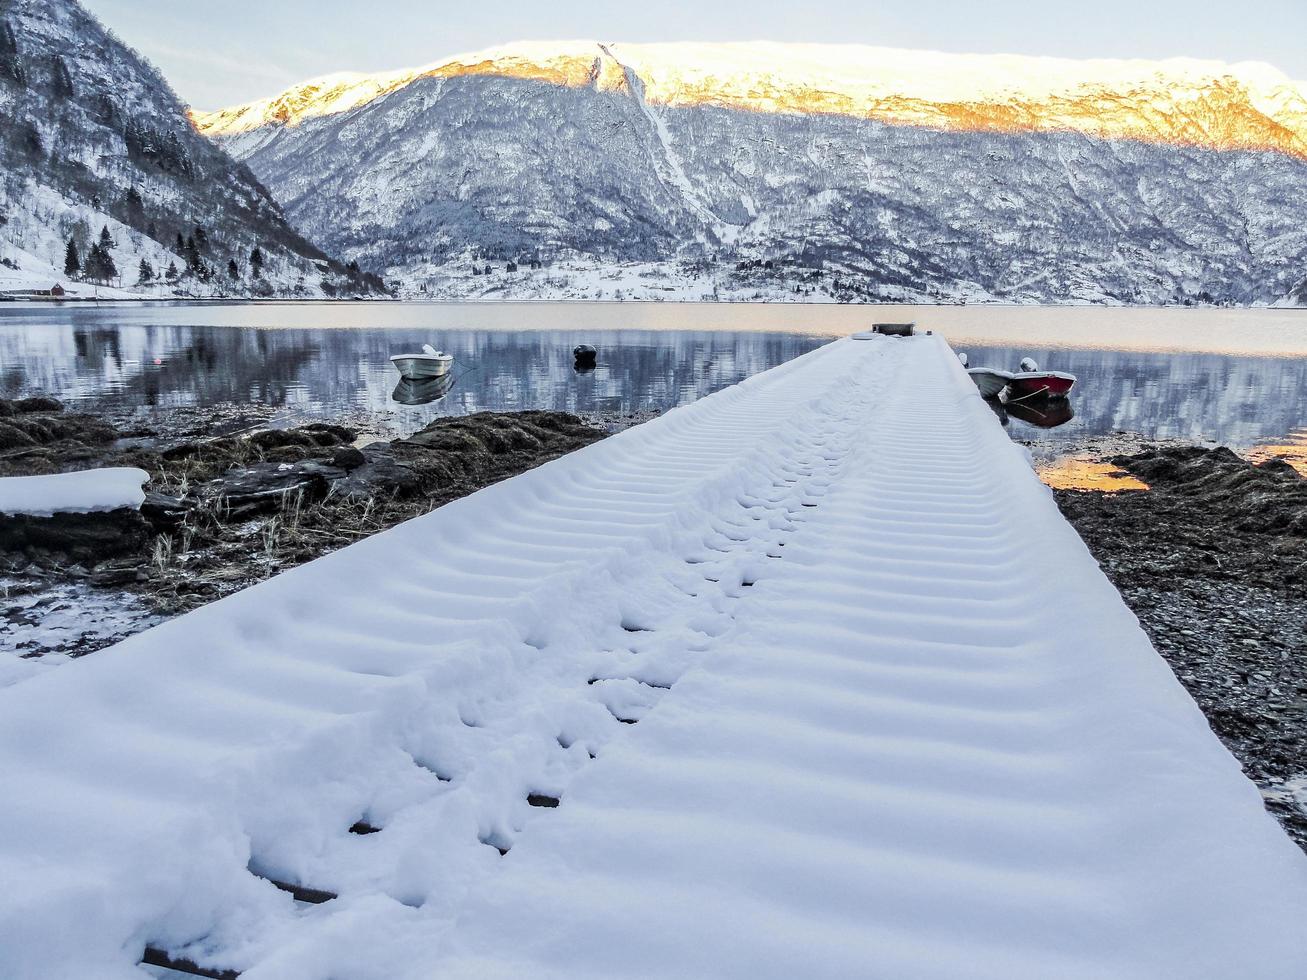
xmin=81 ymin=0 xmax=1307 ymax=111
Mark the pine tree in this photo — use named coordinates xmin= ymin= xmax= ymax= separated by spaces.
xmin=227 ymin=258 xmax=239 ymax=279
xmin=138 ymin=259 xmax=154 ymax=285
xmin=192 ymin=226 xmax=208 ymax=254
xmin=0 ymin=20 xmax=27 ymax=88
xmin=16 ymin=121 xmax=41 ymax=160
xmin=165 ymin=260 xmax=179 ymax=281
xmin=63 ymin=239 xmax=80 ymax=277
xmin=250 ymin=247 xmax=264 ymax=278
xmin=98 ymin=225 xmax=114 ymax=249
xmin=175 ymin=232 xmax=185 ymax=254
xmin=99 ymin=246 xmax=118 ymax=283
xmin=83 ymin=244 xmax=103 ymax=283
xmin=84 ymin=243 xmax=118 ymax=284
xmin=50 ymin=55 xmax=73 ymax=98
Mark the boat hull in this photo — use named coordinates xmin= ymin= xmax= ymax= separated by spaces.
xmin=1008 ymin=372 xmax=1076 ymax=400
xmin=967 ymin=368 xmax=1014 ymax=399
xmin=390 ymin=354 xmax=453 ymax=380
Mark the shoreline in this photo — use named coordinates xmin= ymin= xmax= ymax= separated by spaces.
xmin=4 ymin=295 xmax=1304 ymax=310
xmin=6 ymin=301 xmax=1307 ymax=362
xmin=2 ymin=398 xmax=643 ymax=663
xmin=3 ymin=397 xmax=1305 ymax=852
xmin=1048 ymin=441 xmax=1307 ymax=852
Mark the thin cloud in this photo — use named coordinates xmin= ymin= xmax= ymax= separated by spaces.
xmin=145 ymin=41 xmax=299 ymax=85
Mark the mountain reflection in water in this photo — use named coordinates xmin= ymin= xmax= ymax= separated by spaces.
xmin=0 ymin=316 xmax=1304 ymax=458
xmin=0 ymin=325 xmax=830 ymax=437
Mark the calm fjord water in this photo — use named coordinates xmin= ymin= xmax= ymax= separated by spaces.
xmin=1 ymin=302 xmax=1305 ymax=457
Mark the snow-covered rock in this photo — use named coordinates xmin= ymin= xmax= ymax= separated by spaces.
xmin=0 ymin=467 xmax=148 ymax=516
xmin=196 ymin=42 xmax=1307 ymax=305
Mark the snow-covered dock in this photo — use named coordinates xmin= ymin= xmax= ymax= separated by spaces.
xmin=2 ymin=335 xmax=1305 ymax=979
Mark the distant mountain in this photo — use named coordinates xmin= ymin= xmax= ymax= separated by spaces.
xmin=0 ymin=0 xmax=377 ymax=298
xmin=196 ymin=42 xmax=1307 ymax=305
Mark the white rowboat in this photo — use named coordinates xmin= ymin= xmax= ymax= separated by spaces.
xmin=966 ymin=367 xmax=1015 ymax=398
xmin=390 ymin=344 xmax=453 ymax=381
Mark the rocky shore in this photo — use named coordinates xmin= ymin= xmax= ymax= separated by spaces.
xmin=1 ymin=397 xmax=610 ymax=660
xmin=1052 ymin=444 xmax=1307 ymax=852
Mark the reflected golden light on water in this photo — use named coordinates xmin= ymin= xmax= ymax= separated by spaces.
xmin=1246 ymin=428 xmax=1307 ymax=477
xmin=1039 ymin=458 xmax=1149 ymax=492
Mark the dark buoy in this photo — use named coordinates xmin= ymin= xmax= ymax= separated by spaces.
xmin=573 ymin=344 xmax=597 ymax=373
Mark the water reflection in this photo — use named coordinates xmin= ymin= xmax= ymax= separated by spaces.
xmin=0 ymin=307 xmax=1303 ymax=456
xmin=987 ymin=398 xmax=1076 ymax=430
xmin=0 ymin=322 xmax=830 ymax=438
xmin=1038 ymin=459 xmax=1150 ymax=492
xmin=392 ymin=375 xmax=455 ymax=407
xmin=962 ymin=343 xmax=1307 ymax=451
xmin=1246 ymin=427 xmax=1307 ymax=476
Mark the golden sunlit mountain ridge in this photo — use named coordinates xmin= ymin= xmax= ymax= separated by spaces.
xmin=192 ymin=41 xmax=1307 ymax=158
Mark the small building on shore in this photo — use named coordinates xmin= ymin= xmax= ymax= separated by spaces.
xmin=1 ymin=283 xmax=68 ymax=298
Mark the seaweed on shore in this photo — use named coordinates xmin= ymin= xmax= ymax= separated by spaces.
xmin=2 ymin=399 xmax=606 ymax=652
xmin=1054 ymin=444 xmax=1307 ymax=852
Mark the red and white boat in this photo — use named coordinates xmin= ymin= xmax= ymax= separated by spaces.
xmin=1006 ymin=358 xmax=1076 ymax=401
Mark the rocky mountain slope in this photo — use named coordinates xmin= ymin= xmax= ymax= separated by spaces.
xmin=0 ymin=0 xmax=374 ymax=298
xmin=196 ymin=42 xmax=1307 ymax=304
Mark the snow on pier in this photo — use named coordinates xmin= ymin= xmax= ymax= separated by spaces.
xmin=1 ymin=336 xmax=1304 ymax=979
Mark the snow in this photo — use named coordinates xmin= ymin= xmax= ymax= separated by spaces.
xmin=0 ymin=336 xmax=1304 ymax=978
xmin=195 ymin=40 xmax=1307 ymax=151
xmin=0 ymin=650 xmax=62 ymax=689
xmin=393 ymin=255 xmax=978 ymax=304
xmin=0 ymin=182 xmax=330 ymax=302
xmin=0 ymin=574 xmax=164 ymax=678
xmin=196 ymin=42 xmax=1307 ymax=307
xmin=0 ymin=467 xmax=149 ymax=517
xmin=0 ymin=182 xmax=182 ymax=300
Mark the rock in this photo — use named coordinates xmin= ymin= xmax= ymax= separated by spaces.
xmin=0 ymin=397 xmax=65 ymax=415
xmin=201 ymin=461 xmax=347 ymax=519
xmin=160 ymin=421 xmax=357 ymax=463
xmin=330 ymin=446 xmax=367 ymax=471
xmin=247 ymin=424 xmax=356 ymax=453
xmin=0 ymin=508 xmax=151 ymax=562
xmin=158 ymin=440 xmax=205 ymax=462
xmin=301 ymin=423 xmax=357 ymax=445
xmin=90 ymin=564 xmax=146 ymax=587
xmin=1257 ymin=458 xmax=1301 ymax=478
xmin=332 ymin=452 xmax=422 ymax=499
xmin=140 ymin=491 xmax=192 ymax=529
xmin=0 ymin=411 xmax=118 ymax=452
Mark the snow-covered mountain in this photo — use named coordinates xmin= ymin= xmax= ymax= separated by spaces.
xmin=196 ymin=42 xmax=1307 ymax=304
xmin=0 ymin=0 xmax=377 ymax=298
